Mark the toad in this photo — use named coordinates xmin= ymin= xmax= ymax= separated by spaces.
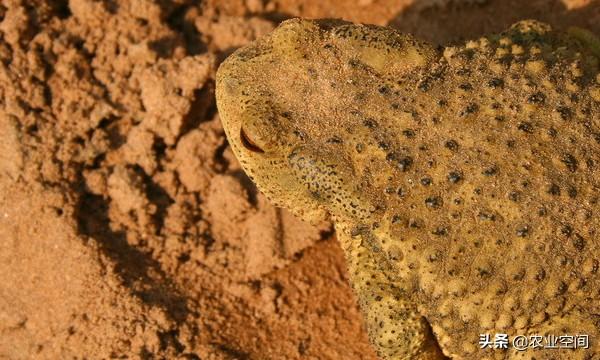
xmin=216 ymin=18 xmax=600 ymax=359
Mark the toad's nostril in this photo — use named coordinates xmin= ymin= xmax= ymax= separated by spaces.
xmin=240 ymin=127 xmax=265 ymax=153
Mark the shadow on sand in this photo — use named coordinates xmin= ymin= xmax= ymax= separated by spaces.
xmin=389 ymin=0 xmax=600 ymax=45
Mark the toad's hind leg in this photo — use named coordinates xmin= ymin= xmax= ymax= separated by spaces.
xmin=335 ymin=226 xmax=447 ymax=360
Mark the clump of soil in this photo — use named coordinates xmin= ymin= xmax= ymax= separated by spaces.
xmin=0 ymin=0 xmax=598 ymax=358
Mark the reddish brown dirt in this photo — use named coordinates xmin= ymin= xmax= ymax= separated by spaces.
xmin=0 ymin=0 xmax=598 ymax=359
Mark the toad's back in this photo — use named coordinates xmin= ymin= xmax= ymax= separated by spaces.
xmin=217 ymin=18 xmax=600 ymax=359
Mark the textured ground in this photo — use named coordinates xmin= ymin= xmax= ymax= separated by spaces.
xmin=0 ymin=0 xmax=599 ymax=359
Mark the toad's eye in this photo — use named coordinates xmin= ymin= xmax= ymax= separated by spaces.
xmin=240 ymin=127 xmax=265 ymax=153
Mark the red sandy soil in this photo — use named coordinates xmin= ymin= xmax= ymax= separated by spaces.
xmin=0 ymin=0 xmax=598 ymax=358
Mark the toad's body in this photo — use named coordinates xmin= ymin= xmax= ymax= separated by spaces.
xmin=216 ymin=19 xmax=600 ymax=359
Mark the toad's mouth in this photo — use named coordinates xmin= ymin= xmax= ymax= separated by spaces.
xmin=240 ymin=127 xmax=264 ymax=153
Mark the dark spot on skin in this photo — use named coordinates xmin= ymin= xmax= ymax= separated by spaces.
xmin=587 ymin=159 xmax=595 ymax=169
xmin=556 ymin=106 xmax=573 ymax=120
xmin=378 ymin=141 xmax=389 ymax=150
xmin=535 ymin=268 xmax=546 ymax=281
xmin=528 ymin=92 xmax=546 ymax=104
xmin=561 ymin=225 xmax=573 ymax=236
xmin=418 ymin=79 xmax=431 ymax=92
xmin=363 ymin=118 xmax=378 ymax=129
xmin=508 ymin=191 xmax=521 ymax=202
xmin=355 ymin=143 xmax=364 ymax=153
xmin=447 ymin=171 xmax=462 ymax=183
xmin=409 ymin=218 xmax=421 ymax=228
xmin=483 ymin=165 xmax=498 ymax=176
xmin=425 ymin=196 xmax=443 ymax=209
xmin=327 ymin=136 xmax=343 ymax=144
xmin=495 ymin=115 xmax=506 ymax=122
xmin=512 ymin=269 xmax=525 ymax=281
xmin=445 ymin=139 xmax=459 ymax=151
xmin=568 ymin=186 xmax=578 ymax=198
xmin=537 ymin=207 xmax=547 ymax=216
xmin=397 ymin=187 xmax=405 ymax=197
xmin=420 ymin=177 xmax=432 ymax=186
xmin=428 ymin=251 xmax=441 ymax=261
xmin=456 ymin=68 xmax=471 ymax=76
xmin=378 ymin=86 xmax=390 ymax=94
xmin=478 ymin=211 xmax=496 ymax=221
xmin=293 ymin=129 xmax=306 ymax=140
xmin=402 ymin=129 xmax=415 ymax=138
xmin=488 ymin=78 xmax=504 ymax=88
xmin=558 ymin=256 xmax=568 ymax=266
xmin=432 ymin=227 xmax=448 ymax=236
xmin=459 ymin=83 xmax=473 ymax=91
xmin=582 ymin=106 xmax=592 ymax=115
xmin=459 ymin=49 xmax=475 ymax=60
xmin=516 ymin=226 xmax=529 ymax=237
xmin=573 ymin=234 xmax=586 ymax=250
xmin=477 ymin=267 xmax=491 ymax=277
xmin=547 ymin=127 xmax=557 ymax=137
xmin=548 ymin=183 xmax=561 ymax=196
xmin=391 ymin=215 xmax=402 ymax=224
xmin=350 ymin=227 xmax=363 ymax=237
xmin=385 ymin=187 xmax=395 ymax=194
xmin=561 ymin=153 xmax=578 ymax=172
xmin=460 ymin=103 xmax=479 ymax=116
xmin=556 ymin=281 xmax=568 ymax=295
xmin=398 ymin=157 xmax=413 ymax=172
xmin=517 ymin=122 xmax=533 ymax=133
